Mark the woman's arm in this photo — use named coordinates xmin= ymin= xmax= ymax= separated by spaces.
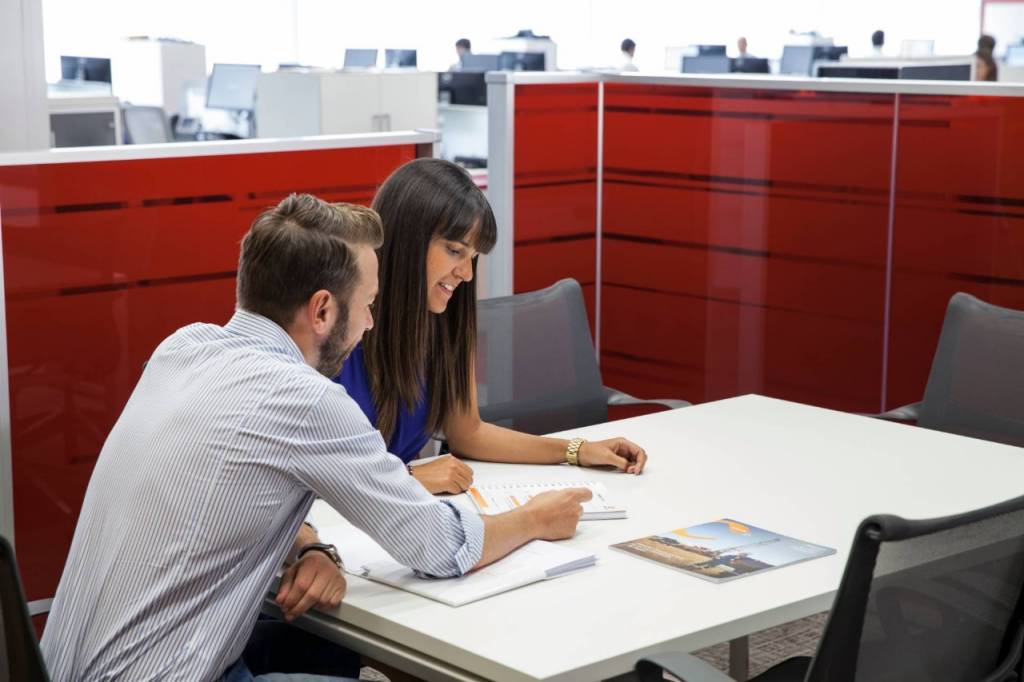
xmin=444 ymin=363 xmax=648 ymax=473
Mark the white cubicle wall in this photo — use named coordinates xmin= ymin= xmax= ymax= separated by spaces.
xmin=257 ymin=70 xmax=438 ymax=137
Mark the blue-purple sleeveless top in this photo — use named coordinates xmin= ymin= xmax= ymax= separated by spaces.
xmin=332 ymin=343 xmax=430 ymax=463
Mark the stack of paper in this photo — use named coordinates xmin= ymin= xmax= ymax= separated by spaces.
xmin=466 ymin=481 xmax=626 ymax=520
xmin=319 ymin=525 xmax=596 ymax=607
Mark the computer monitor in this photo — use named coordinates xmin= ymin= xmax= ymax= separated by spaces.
xmin=461 ymin=54 xmax=501 ymax=71
xmin=780 ymin=46 xmax=815 ymax=75
xmin=205 ymin=63 xmax=261 ymax=111
xmin=498 ymin=52 xmax=545 ymax=71
xmin=695 ymin=45 xmax=727 ymax=56
xmin=899 ymin=63 xmax=971 ymax=81
xmin=438 ymin=72 xmax=487 ymax=106
xmin=123 ymin=105 xmax=172 ymax=144
xmin=60 ymin=56 xmax=112 ymax=84
xmin=816 ymin=64 xmax=899 ymax=79
xmin=731 ymin=57 xmax=770 ymax=74
xmin=682 ymin=55 xmax=731 ymax=74
xmin=343 ymin=49 xmax=379 ymax=69
xmin=1006 ymin=45 xmax=1024 ymax=66
xmin=385 ymin=49 xmax=417 ymax=68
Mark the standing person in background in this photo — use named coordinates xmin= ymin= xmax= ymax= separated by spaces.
xmin=978 ymin=34 xmax=996 ymax=55
xmin=976 ymin=49 xmax=999 ymax=81
xmin=737 ymin=36 xmax=752 ymax=59
xmin=871 ymin=30 xmax=885 ymax=56
xmin=620 ymin=38 xmax=639 ymax=71
xmin=450 ymin=38 xmax=472 ymax=71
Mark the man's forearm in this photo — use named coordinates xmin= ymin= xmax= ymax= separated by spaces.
xmin=473 ymin=507 xmax=539 ymax=569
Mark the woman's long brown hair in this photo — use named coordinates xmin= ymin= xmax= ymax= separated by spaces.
xmin=364 ymin=159 xmax=497 ymax=442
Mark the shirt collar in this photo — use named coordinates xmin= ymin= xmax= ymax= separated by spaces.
xmin=224 ymin=309 xmax=307 ymax=364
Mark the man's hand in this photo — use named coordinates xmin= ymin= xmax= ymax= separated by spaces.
xmin=410 ymin=454 xmax=474 ymax=494
xmin=578 ymin=437 xmax=647 ymax=474
xmin=521 ymin=488 xmax=593 ymax=540
xmin=275 ymin=550 xmax=346 ymax=621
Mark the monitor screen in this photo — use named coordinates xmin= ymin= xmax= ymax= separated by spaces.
xmin=780 ymin=46 xmax=815 ymax=75
xmin=682 ymin=55 xmax=731 ymax=74
xmin=461 ymin=54 xmax=501 ymax=71
xmin=60 ymin=56 xmax=112 ymax=84
xmin=205 ymin=63 xmax=261 ymax=111
xmin=343 ymin=49 xmax=379 ymax=69
xmin=695 ymin=45 xmax=727 ymax=56
xmin=438 ymin=72 xmax=487 ymax=106
xmin=498 ymin=52 xmax=545 ymax=71
xmin=731 ymin=57 xmax=770 ymax=74
xmin=1006 ymin=45 xmax=1024 ymax=66
xmin=816 ymin=65 xmax=899 ymax=79
xmin=385 ymin=49 xmax=417 ymax=68
xmin=899 ymin=63 xmax=971 ymax=81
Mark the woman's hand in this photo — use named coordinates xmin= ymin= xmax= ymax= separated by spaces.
xmin=577 ymin=438 xmax=647 ymax=474
xmin=410 ymin=454 xmax=475 ymax=494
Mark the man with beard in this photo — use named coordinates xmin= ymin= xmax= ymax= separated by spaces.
xmin=41 ymin=194 xmax=591 ymax=681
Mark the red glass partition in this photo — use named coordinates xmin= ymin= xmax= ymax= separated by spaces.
xmin=0 ymin=143 xmax=418 ymax=603
xmin=601 ymin=84 xmax=896 ymax=410
xmin=513 ymin=83 xmax=599 ymax=328
xmin=887 ymin=94 xmax=1024 ymax=407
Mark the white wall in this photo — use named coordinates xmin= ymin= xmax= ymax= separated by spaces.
xmin=41 ymin=0 xmax=989 ymax=79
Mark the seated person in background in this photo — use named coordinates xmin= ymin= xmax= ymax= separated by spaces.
xmin=334 ymin=159 xmax=648 ymax=495
xmin=976 ymin=49 xmax=999 ymax=81
xmin=41 ymin=194 xmax=591 ymax=682
xmin=450 ymin=37 xmax=472 ymax=71
xmin=620 ymin=38 xmax=639 ymax=71
xmin=871 ymin=29 xmax=885 ymax=56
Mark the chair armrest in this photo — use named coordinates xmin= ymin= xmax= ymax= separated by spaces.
xmin=867 ymin=401 xmax=921 ymax=422
xmin=636 ymin=652 xmax=735 ymax=682
xmin=605 ymin=386 xmax=691 ymax=410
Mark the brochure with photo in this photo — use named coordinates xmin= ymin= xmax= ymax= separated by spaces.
xmin=611 ymin=518 xmax=835 ymax=582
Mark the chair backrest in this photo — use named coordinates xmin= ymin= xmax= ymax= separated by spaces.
xmin=0 ymin=536 xmax=50 ymax=682
xmin=806 ymin=494 xmax=1024 ymax=682
xmin=475 ymin=278 xmax=607 ymax=435
xmin=918 ymin=293 xmax=1024 ymax=447
xmin=123 ymin=105 xmax=172 ymax=144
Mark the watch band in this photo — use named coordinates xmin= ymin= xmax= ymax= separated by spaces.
xmin=297 ymin=542 xmax=343 ymax=570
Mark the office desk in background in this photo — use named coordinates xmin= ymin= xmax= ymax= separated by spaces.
xmin=278 ymin=395 xmax=1024 ymax=682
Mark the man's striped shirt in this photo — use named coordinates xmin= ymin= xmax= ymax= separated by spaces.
xmin=41 ymin=310 xmax=483 ymax=681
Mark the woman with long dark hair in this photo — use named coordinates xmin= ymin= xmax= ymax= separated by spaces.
xmin=334 ymin=158 xmax=646 ymax=494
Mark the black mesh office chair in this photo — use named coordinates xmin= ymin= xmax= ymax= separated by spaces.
xmin=636 ymin=493 xmax=1024 ymax=682
xmin=1 ymin=536 xmax=51 ymax=682
xmin=122 ymin=105 xmax=173 ymax=144
xmin=878 ymin=293 xmax=1024 ymax=447
xmin=475 ymin=278 xmax=688 ymax=435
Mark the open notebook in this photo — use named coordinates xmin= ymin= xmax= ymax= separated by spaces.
xmin=466 ymin=481 xmax=626 ymax=520
xmin=319 ymin=524 xmax=596 ymax=607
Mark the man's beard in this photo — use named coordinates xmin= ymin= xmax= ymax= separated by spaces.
xmin=316 ymin=315 xmax=356 ymax=378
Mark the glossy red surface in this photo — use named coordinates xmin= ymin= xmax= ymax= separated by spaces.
xmin=512 ymin=83 xmax=599 ymax=331
xmin=601 ymin=84 xmax=895 ymax=410
xmin=0 ymin=143 xmax=418 ymax=602
xmin=887 ymin=94 xmax=1024 ymax=408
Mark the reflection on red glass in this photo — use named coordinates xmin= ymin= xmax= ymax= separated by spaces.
xmin=513 ymin=83 xmax=599 ymax=332
xmin=888 ymin=94 xmax=1024 ymax=408
xmin=601 ymin=84 xmax=895 ymax=410
xmin=0 ymin=144 xmax=418 ymax=602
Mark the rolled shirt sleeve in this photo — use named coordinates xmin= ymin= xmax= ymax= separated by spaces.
xmin=287 ymin=384 xmax=483 ymax=577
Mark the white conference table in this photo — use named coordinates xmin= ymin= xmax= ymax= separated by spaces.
xmin=277 ymin=395 xmax=1024 ymax=682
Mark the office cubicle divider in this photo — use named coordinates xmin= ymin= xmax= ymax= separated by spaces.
xmin=0 ymin=132 xmax=436 ymax=616
xmin=487 ymin=72 xmax=1024 ymax=415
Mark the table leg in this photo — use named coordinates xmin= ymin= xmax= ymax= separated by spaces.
xmin=728 ymin=636 xmax=749 ymax=681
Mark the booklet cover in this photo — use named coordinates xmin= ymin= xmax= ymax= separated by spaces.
xmin=611 ymin=518 xmax=834 ymax=582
